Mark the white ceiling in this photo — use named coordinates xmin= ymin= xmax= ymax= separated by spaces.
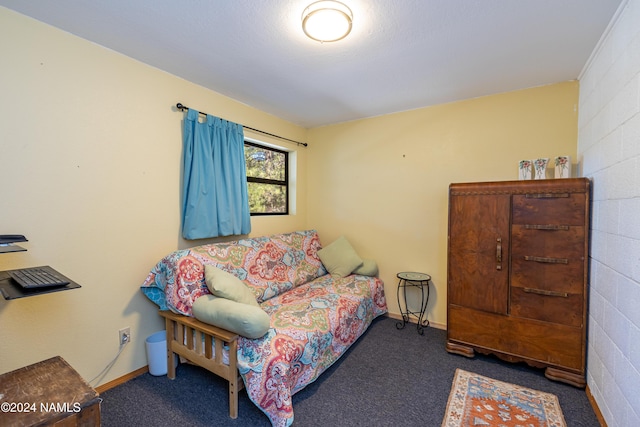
xmin=0 ymin=0 xmax=624 ymax=128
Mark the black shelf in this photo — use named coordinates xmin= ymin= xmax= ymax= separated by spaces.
xmin=0 ymin=245 xmax=27 ymax=254
xmin=0 ymin=267 xmax=81 ymax=300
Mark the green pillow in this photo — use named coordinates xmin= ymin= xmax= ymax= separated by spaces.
xmin=204 ymin=264 xmax=259 ymax=307
xmin=353 ymin=259 xmax=379 ymax=277
xmin=192 ymin=295 xmax=270 ymax=339
xmin=317 ymin=236 xmax=363 ymax=278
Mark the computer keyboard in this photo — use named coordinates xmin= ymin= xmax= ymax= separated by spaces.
xmin=8 ymin=267 xmax=70 ymax=289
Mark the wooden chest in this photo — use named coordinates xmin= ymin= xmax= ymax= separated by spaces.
xmin=0 ymin=356 xmax=101 ymax=426
xmin=446 ymin=178 xmax=590 ymax=387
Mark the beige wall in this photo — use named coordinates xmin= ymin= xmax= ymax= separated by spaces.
xmin=307 ymin=81 xmax=580 ymax=327
xmin=0 ymin=8 xmax=308 ymax=385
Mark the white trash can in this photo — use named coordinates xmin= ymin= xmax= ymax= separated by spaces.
xmin=145 ymin=331 xmax=168 ymax=376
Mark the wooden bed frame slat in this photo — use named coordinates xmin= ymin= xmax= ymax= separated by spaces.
xmin=159 ymin=310 xmax=243 ymax=419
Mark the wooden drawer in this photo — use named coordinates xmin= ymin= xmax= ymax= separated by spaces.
xmin=510 ymin=225 xmax=585 ymax=294
xmin=448 ymin=305 xmax=584 ymax=371
xmin=510 ymin=287 xmax=584 ymax=326
xmin=512 ymin=192 xmax=586 ymax=225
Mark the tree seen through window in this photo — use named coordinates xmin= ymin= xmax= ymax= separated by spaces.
xmin=245 ymin=142 xmax=288 ymax=215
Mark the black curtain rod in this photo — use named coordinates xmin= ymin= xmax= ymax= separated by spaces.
xmin=175 ymin=103 xmax=308 ymax=147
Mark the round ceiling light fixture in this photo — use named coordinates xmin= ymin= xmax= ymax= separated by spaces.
xmin=302 ymin=1 xmax=353 ymax=43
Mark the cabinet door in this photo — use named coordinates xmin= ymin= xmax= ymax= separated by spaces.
xmin=448 ymin=193 xmax=510 ymax=314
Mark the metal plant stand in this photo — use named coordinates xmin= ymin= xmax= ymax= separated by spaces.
xmin=396 ymin=271 xmax=431 ymax=335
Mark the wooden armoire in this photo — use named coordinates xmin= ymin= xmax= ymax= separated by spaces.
xmin=446 ymin=178 xmax=590 ymax=387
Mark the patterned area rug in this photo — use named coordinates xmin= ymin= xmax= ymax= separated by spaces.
xmin=442 ymin=369 xmax=567 ymax=427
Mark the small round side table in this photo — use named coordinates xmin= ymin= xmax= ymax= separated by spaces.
xmin=396 ymin=271 xmax=431 ymax=335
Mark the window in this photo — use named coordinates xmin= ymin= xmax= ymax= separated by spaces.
xmin=245 ymin=141 xmax=288 ymax=215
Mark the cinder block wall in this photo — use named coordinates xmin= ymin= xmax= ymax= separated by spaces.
xmin=578 ymin=0 xmax=640 ymax=425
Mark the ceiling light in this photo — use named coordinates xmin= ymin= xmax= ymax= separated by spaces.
xmin=302 ymin=1 xmax=353 ymax=43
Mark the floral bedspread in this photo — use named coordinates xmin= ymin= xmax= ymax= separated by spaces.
xmin=240 ymin=273 xmax=386 ymax=426
xmin=140 ymin=230 xmax=387 ymax=426
xmin=141 ymin=230 xmax=329 ymax=316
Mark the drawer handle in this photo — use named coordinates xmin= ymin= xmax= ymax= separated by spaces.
xmin=525 ymin=192 xmax=570 ymax=199
xmin=524 ymin=255 xmax=568 ymax=264
xmin=523 ymin=287 xmax=568 ymax=298
xmin=524 ymin=224 xmax=570 ymax=231
xmin=496 ymin=238 xmax=502 ymax=270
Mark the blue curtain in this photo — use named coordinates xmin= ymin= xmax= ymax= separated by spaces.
xmin=182 ymin=109 xmax=251 ymax=239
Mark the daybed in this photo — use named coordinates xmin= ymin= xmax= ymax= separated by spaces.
xmin=141 ymin=230 xmax=387 ymax=427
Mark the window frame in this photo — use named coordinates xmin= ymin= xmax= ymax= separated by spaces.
xmin=244 ymin=141 xmax=289 ymax=216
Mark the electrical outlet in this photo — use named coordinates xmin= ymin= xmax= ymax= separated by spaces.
xmin=119 ymin=327 xmax=131 ymax=346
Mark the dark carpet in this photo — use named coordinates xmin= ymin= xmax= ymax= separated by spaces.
xmin=100 ymin=316 xmax=599 ymax=426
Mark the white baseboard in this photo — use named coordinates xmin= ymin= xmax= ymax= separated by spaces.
xmin=385 ymin=312 xmax=446 ymax=330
